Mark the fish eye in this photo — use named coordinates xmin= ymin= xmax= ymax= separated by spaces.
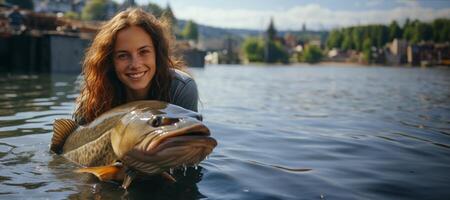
xmin=149 ymin=116 xmax=162 ymax=127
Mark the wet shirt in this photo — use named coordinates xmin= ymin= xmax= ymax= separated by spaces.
xmin=168 ymin=69 xmax=199 ymax=112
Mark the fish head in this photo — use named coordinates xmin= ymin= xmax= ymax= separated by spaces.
xmin=110 ymin=101 xmax=217 ymax=175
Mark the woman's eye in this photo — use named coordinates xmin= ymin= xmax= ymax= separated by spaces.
xmin=116 ymin=54 xmax=128 ymax=60
xmin=140 ymin=49 xmax=150 ymax=55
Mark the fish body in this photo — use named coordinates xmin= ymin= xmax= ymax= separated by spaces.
xmin=51 ymin=100 xmax=216 ymax=186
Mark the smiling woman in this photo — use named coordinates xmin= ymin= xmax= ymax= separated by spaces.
xmin=113 ymin=26 xmax=157 ymax=101
xmin=73 ymin=8 xmax=199 ymax=125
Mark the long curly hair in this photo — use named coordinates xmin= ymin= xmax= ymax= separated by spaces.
xmin=74 ymin=8 xmax=184 ymax=124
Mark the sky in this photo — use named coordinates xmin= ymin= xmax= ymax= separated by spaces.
xmin=115 ymin=0 xmax=450 ymax=31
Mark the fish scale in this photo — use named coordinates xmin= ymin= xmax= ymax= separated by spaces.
xmin=64 ymin=132 xmax=117 ymax=167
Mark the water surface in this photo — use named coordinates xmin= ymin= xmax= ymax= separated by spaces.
xmin=1 ymin=64 xmax=449 ymax=199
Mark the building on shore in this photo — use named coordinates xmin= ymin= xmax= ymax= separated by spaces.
xmin=407 ymin=42 xmax=450 ymax=67
xmin=33 ymin=0 xmax=85 ymax=13
xmin=385 ymin=39 xmax=408 ymax=65
xmin=0 ymin=4 xmax=206 ymax=73
xmin=325 ymin=37 xmax=449 ymax=67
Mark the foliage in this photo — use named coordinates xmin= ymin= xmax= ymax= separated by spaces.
xmin=267 ymin=18 xmax=277 ymax=40
xmin=326 ymin=18 xmax=450 ymax=50
xmin=266 ymin=40 xmax=289 ymax=63
xmin=362 ymin=38 xmax=372 ymax=62
xmin=326 ymin=29 xmax=343 ymax=49
xmin=146 ymin=2 xmax=163 ymax=18
xmin=388 ymin=20 xmax=402 ymax=42
xmin=81 ymin=0 xmax=109 ymax=21
xmin=161 ymin=4 xmax=177 ymax=35
xmin=341 ymin=28 xmax=354 ymax=50
xmin=161 ymin=4 xmax=176 ymax=23
xmin=352 ymin=27 xmax=363 ymax=51
xmin=432 ymin=18 xmax=450 ymax=42
xmin=64 ymin=11 xmax=80 ymax=20
xmin=240 ymin=18 xmax=288 ymax=63
xmin=6 ymin=0 xmax=33 ymax=9
xmin=242 ymin=37 xmax=265 ymax=62
xmin=181 ymin=20 xmax=199 ymax=41
xmin=301 ymin=45 xmax=323 ymax=63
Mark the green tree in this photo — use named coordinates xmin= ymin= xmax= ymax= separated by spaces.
xmin=403 ymin=20 xmax=432 ymax=44
xmin=161 ymin=3 xmax=177 ymax=34
xmin=432 ymin=18 xmax=450 ymax=42
xmin=146 ymin=2 xmax=163 ymax=18
xmin=375 ymin=25 xmax=388 ymax=47
xmin=266 ymin=41 xmax=289 ymax=63
xmin=82 ymin=0 xmax=109 ymax=21
xmin=414 ymin=22 xmax=433 ymax=42
xmin=267 ymin=17 xmax=277 ymax=40
xmin=388 ymin=20 xmax=402 ymax=42
xmin=341 ymin=28 xmax=354 ymax=50
xmin=64 ymin=11 xmax=80 ymax=20
xmin=6 ymin=0 xmax=33 ymax=9
xmin=326 ymin=29 xmax=343 ymax=49
xmin=6 ymin=0 xmax=34 ymax=10
xmin=403 ymin=19 xmax=418 ymax=42
xmin=242 ymin=37 xmax=264 ymax=62
xmin=352 ymin=27 xmax=364 ymax=51
xmin=181 ymin=20 xmax=199 ymax=41
xmin=302 ymin=45 xmax=322 ymax=63
xmin=362 ymin=38 xmax=372 ymax=63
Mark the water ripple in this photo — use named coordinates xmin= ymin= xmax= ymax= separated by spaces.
xmin=1 ymin=66 xmax=450 ymax=199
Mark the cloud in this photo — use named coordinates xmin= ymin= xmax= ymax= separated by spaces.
xmin=175 ymin=3 xmax=450 ymax=30
xmin=395 ymin=0 xmax=421 ymax=8
xmin=354 ymin=0 xmax=384 ymax=8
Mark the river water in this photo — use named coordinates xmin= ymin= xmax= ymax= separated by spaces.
xmin=0 ymin=64 xmax=449 ymax=199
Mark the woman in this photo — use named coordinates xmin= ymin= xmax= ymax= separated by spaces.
xmin=73 ymin=8 xmax=198 ymax=125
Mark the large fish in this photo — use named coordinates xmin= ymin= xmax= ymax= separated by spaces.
xmin=50 ymin=100 xmax=217 ymax=188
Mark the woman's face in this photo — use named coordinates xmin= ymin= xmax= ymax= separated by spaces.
xmin=113 ymin=26 xmax=156 ymax=98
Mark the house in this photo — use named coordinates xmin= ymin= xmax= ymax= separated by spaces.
xmin=34 ymin=0 xmax=85 ymax=13
xmin=407 ymin=42 xmax=450 ymax=67
xmin=386 ymin=38 xmax=408 ymax=65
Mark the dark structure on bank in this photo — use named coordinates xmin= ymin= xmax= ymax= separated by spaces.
xmin=0 ymin=4 xmax=205 ymax=74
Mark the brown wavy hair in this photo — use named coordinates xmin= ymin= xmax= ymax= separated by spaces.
xmin=74 ymin=8 xmax=184 ymax=124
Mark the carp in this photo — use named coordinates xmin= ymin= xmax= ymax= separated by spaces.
xmin=51 ymin=100 xmax=217 ymax=188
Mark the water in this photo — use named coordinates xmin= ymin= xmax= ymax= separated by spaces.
xmin=0 ymin=64 xmax=449 ymax=199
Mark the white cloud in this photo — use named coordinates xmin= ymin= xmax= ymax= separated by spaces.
xmin=175 ymin=3 xmax=450 ymax=30
xmin=395 ymin=0 xmax=421 ymax=8
xmin=354 ymin=0 xmax=384 ymax=8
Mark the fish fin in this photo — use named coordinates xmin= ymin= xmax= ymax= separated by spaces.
xmin=122 ymin=171 xmax=136 ymax=189
xmin=162 ymin=172 xmax=176 ymax=183
xmin=75 ymin=165 xmax=124 ymax=181
xmin=51 ymin=119 xmax=79 ymax=153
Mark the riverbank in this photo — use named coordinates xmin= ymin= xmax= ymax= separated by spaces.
xmin=232 ymin=61 xmax=450 ymax=68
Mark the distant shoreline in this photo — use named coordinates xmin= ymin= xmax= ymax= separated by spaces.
xmin=222 ymin=61 xmax=449 ymax=68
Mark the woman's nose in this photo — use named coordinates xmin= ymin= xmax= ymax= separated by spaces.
xmin=129 ymin=54 xmax=142 ymax=68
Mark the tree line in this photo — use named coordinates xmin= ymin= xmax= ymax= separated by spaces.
xmin=327 ymin=18 xmax=450 ymax=51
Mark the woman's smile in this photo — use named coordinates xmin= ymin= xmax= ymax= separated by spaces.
xmin=127 ymin=70 xmax=147 ymax=80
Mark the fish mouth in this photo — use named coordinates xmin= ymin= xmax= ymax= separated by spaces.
xmin=122 ymin=122 xmax=217 ymax=175
xmin=144 ymin=123 xmax=215 ymax=154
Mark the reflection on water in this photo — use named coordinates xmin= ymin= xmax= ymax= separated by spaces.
xmin=0 ymin=64 xmax=450 ymax=199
